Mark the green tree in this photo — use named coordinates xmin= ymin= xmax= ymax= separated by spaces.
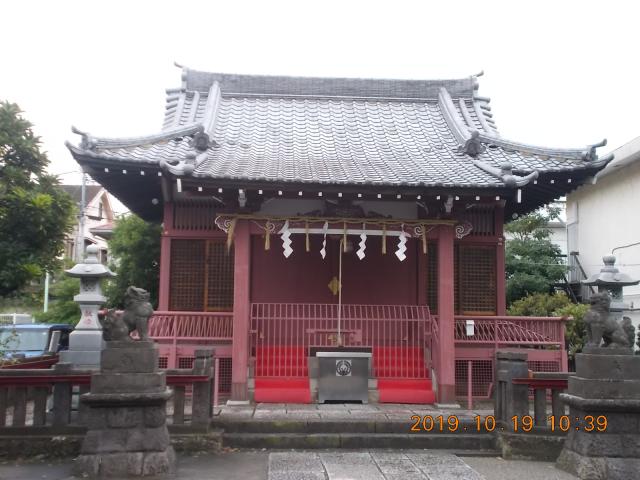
xmin=0 ymin=101 xmax=75 ymax=296
xmin=507 ymin=291 xmax=573 ymax=317
xmin=508 ymin=291 xmax=589 ymax=363
xmin=555 ymin=302 xmax=589 ymax=361
xmin=34 ymin=260 xmax=80 ymax=324
xmin=105 ymin=214 xmax=161 ymax=308
xmin=505 ymin=206 xmax=566 ymax=305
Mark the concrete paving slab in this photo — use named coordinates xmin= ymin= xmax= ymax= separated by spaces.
xmin=257 ymin=403 xmax=287 ymax=409
xmin=319 ymin=410 xmax=355 ymax=418
xmin=269 ymin=473 xmax=326 ymax=480
xmin=0 ymin=450 xmax=581 ymax=480
xmin=286 ymin=404 xmax=319 ymax=411
xmin=284 ymin=411 xmax=322 ymax=419
xmin=317 ymin=403 xmax=350 ymax=410
xmin=269 ymin=452 xmax=325 ymax=473
xmin=464 ymin=456 xmax=579 ymax=480
xmin=255 ymin=410 xmax=288 ymax=418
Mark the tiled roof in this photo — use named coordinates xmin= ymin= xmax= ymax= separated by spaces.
xmin=61 ymin=185 xmax=102 ymax=205
xmin=68 ymin=68 xmax=612 ymax=190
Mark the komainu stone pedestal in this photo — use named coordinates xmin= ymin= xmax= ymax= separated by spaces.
xmin=74 ymin=341 xmax=175 ymax=477
xmin=556 ymin=351 xmax=640 ymax=479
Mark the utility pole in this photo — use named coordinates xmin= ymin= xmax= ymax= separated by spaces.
xmin=43 ymin=271 xmax=50 ymax=312
xmin=75 ymin=169 xmax=87 ymax=262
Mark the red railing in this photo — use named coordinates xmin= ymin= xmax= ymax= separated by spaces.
xmin=149 ymin=310 xmax=233 ymax=369
xmin=451 ymin=315 xmax=568 ymax=402
xmin=149 ymin=311 xmax=233 ymax=341
xmin=0 ymin=352 xmax=216 ymax=429
xmin=148 ymin=311 xmax=233 ymax=398
xmin=250 ymin=303 xmax=432 ymax=378
xmin=454 ymin=315 xmax=566 ymax=348
xmin=430 ymin=314 xmax=440 ymax=385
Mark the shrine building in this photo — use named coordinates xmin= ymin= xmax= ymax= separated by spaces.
xmin=68 ymin=68 xmax=612 ymax=405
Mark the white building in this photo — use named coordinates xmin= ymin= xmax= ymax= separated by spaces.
xmin=566 ymin=136 xmax=640 ymax=330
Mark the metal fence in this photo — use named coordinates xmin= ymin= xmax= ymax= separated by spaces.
xmin=250 ymin=303 xmax=432 ymax=379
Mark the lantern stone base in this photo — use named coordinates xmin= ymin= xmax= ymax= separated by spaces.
xmin=556 ymin=352 xmax=640 ymax=480
xmin=59 ymin=329 xmax=105 ymax=368
xmin=73 ymin=341 xmax=175 ymax=478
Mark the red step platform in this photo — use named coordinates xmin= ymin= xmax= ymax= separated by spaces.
xmin=374 ymin=347 xmax=435 ymax=404
xmin=254 ymin=377 xmax=311 ymax=403
xmin=254 ymin=346 xmax=311 ymax=403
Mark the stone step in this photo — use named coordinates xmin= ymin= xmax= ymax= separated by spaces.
xmin=223 ymin=432 xmax=497 ymax=450
xmin=213 ymin=417 xmax=487 ymax=434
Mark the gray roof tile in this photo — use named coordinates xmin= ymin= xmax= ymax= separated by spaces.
xmin=70 ymin=69 xmax=611 ymax=189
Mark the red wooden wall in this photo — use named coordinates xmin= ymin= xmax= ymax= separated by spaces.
xmin=250 ymin=235 xmax=419 ymax=305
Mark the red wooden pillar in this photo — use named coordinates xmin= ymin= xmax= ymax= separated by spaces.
xmin=437 ymin=225 xmax=456 ymax=403
xmin=158 ymin=202 xmax=174 ymax=311
xmin=231 ymin=219 xmax=251 ymax=401
xmin=495 ymin=204 xmax=506 ymax=315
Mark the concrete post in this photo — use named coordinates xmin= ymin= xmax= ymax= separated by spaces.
xmin=495 ymin=351 xmax=529 ymax=425
xmin=192 ymin=349 xmax=214 ymax=427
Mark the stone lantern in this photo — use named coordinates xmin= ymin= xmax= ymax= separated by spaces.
xmin=59 ymin=244 xmax=116 ymax=368
xmin=557 ymin=255 xmax=640 ymax=479
xmin=582 ymin=255 xmax=640 ymax=312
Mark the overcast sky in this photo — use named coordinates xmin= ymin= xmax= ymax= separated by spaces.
xmin=2 ymin=0 xmax=638 ymax=197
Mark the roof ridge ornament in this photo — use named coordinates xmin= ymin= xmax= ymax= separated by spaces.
xmin=584 ymin=138 xmax=607 ymax=161
xmin=461 ymin=130 xmax=486 ymax=157
xmin=473 ymin=160 xmax=539 ymax=187
xmin=71 ymin=126 xmax=97 ymax=150
xmin=439 ymin=88 xmax=486 ymax=157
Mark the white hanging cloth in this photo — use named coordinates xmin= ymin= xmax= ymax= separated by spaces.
xmin=280 ymin=220 xmax=293 ymax=258
xmin=395 ymin=229 xmax=408 ymax=261
xmin=320 ymin=221 xmax=328 ymax=259
xmin=356 ymin=224 xmax=367 ymax=260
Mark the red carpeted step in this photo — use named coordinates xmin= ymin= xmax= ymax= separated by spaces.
xmin=254 ymin=377 xmax=311 ymax=404
xmin=377 ymin=379 xmax=435 ymax=404
xmin=255 ymin=346 xmax=308 ymax=377
xmin=373 ymin=346 xmax=429 ymax=380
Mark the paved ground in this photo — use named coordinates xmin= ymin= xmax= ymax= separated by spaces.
xmin=0 ymin=450 xmax=578 ymax=480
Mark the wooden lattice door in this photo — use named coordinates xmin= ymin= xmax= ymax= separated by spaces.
xmin=169 ymin=239 xmax=234 ymax=311
xmin=455 ymin=245 xmax=497 ymax=315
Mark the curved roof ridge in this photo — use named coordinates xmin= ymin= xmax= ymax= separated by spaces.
xmin=71 ymin=124 xmax=203 ymax=151
xmin=181 ymin=67 xmax=479 ymax=99
xmin=438 ymin=88 xmax=486 ymax=157
xmin=476 ymin=133 xmax=608 ymax=162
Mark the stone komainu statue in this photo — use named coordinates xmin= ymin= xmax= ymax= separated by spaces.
xmin=99 ymin=286 xmax=153 ymax=341
xmin=584 ymin=292 xmax=634 ymax=349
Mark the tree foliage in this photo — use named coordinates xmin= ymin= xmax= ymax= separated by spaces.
xmin=508 ymin=291 xmax=589 ymax=361
xmin=105 ymin=214 xmax=161 ymax=308
xmin=0 ymin=101 xmax=75 ymax=296
xmin=505 ymin=206 xmax=565 ymax=305
xmin=507 ymin=291 xmax=572 ymax=317
xmin=34 ymin=260 xmax=80 ymax=324
xmin=555 ymin=302 xmax=589 ymax=360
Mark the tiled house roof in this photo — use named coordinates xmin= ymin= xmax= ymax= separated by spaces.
xmin=67 ymin=68 xmax=612 ymax=219
xmin=60 ymin=185 xmax=102 ymax=205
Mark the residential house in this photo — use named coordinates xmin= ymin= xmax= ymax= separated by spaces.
xmin=61 ymin=184 xmax=115 ymax=263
